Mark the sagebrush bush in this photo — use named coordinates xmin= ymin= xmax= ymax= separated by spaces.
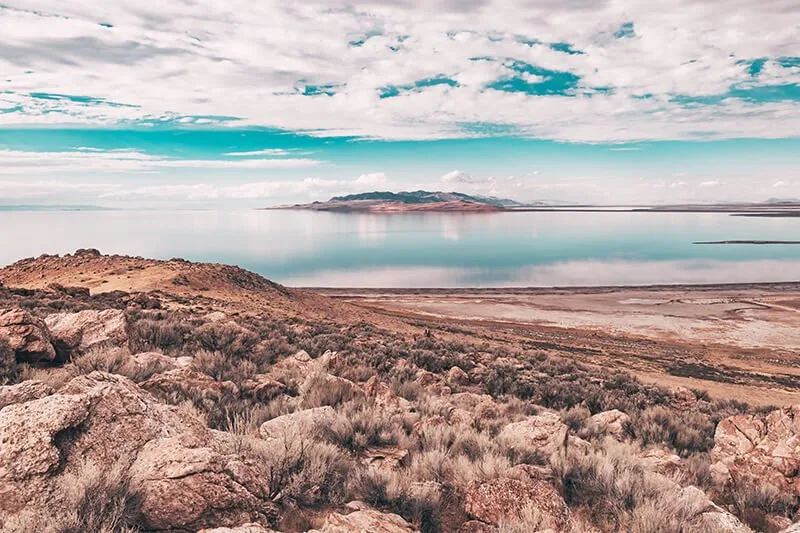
xmin=632 ymin=406 xmax=715 ymax=455
xmin=315 ymin=398 xmax=407 ymax=452
xmin=0 ymin=334 xmax=17 ymax=385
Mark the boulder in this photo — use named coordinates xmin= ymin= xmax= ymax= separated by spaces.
xmin=0 ymin=371 xmax=278 ymax=530
xmin=129 ymin=351 xmax=179 ymax=375
xmin=241 ymin=374 xmax=286 ymax=402
xmin=464 ymin=475 xmax=571 ymax=530
xmin=671 ymin=386 xmax=698 ymax=407
xmin=677 ymin=486 xmax=752 ymax=533
xmin=361 ymin=445 xmax=409 ymax=472
xmin=0 ymin=372 xmax=206 ymax=516
xmin=198 ymin=525 xmax=277 ymax=533
xmin=0 ymin=380 xmax=54 ymax=411
xmin=140 ymin=367 xmax=240 ymax=401
xmin=781 ymin=522 xmax=800 ymax=532
xmin=0 ymin=309 xmax=56 ymax=363
xmin=259 ymin=406 xmax=335 ymax=440
xmin=128 ymin=436 xmax=278 ymax=531
xmin=457 ymin=521 xmax=497 ymax=533
xmin=710 ymin=405 xmax=800 ymax=496
xmin=45 ymin=309 xmax=127 ymax=356
xmin=640 ymin=447 xmax=682 ymax=476
xmin=198 ymin=525 xmax=278 ymax=533
xmin=498 ymin=412 xmax=569 ymax=459
xmin=585 ymin=409 xmax=631 ymax=440
xmin=310 ymin=509 xmax=417 ymax=533
xmin=446 ymin=366 xmax=470 ymax=386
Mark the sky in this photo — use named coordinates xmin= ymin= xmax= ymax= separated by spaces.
xmin=0 ymin=0 xmax=798 ymax=207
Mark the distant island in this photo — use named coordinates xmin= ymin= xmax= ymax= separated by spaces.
xmin=268 ymin=190 xmax=528 ymax=213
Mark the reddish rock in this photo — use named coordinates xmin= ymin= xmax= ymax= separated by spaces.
xmin=140 ymin=367 xmax=239 ymax=400
xmin=0 ymin=380 xmax=54 ymax=411
xmin=711 ymin=405 xmax=800 ymax=496
xmin=585 ymin=409 xmax=631 ymax=440
xmin=446 ymin=366 xmax=470 ymax=386
xmin=498 ymin=411 xmax=569 ymax=458
xmin=129 ymin=436 xmax=278 ymax=531
xmin=241 ymin=374 xmax=286 ymax=402
xmin=457 ymin=520 xmax=497 ymax=533
xmin=310 ymin=509 xmax=417 ymax=533
xmin=464 ymin=475 xmax=571 ymax=530
xmin=259 ymin=406 xmax=335 ymax=440
xmin=0 ymin=309 xmax=56 ymax=363
xmin=45 ymin=309 xmax=127 ymax=356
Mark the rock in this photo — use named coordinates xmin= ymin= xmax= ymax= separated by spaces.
xmin=457 ymin=521 xmax=497 ymax=533
xmin=300 ymin=371 xmax=360 ymax=407
xmin=128 ymin=436 xmax=279 ymax=531
xmin=363 ymin=376 xmax=415 ymax=415
xmin=241 ymin=374 xmax=286 ymax=402
xmin=640 ymin=448 xmax=682 ymax=476
xmin=259 ymin=406 xmax=335 ymax=440
xmin=141 ymin=367 xmax=239 ymax=401
xmin=781 ymin=522 xmax=800 ymax=532
xmin=464 ymin=475 xmax=571 ymax=530
xmin=0 ymin=372 xmax=278 ymax=529
xmin=447 ymin=366 xmax=470 ymax=386
xmin=0 ymin=309 xmax=56 ymax=363
xmin=176 ymin=355 xmax=194 ymax=367
xmin=766 ymin=515 xmax=793 ymax=532
xmin=585 ymin=409 xmax=631 ymax=440
xmin=711 ymin=405 xmax=800 ymax=497
xmin=361 ymin=445 xmax=409 ymax=471
xmin=198 ymin=524 xmax=278 ymax=533
xmin=498 ymin=411 xmax=569 ymax=459
xmin=311 ymin=509 xmax=417 ymax=533
xmin=129 ymin=351 xmax=178 ymax=375
xmin=671 ymin=386 xmax=698 ymax=407
xmin=45 ymin=309 xmax=127 ymax=356
xmin=677 ymin=486 xmax=752 ymax=532
xmin=0 ymin=372 xmax=207 ymax=515
xmin=0 ymin=380 xmax=54 ymax=410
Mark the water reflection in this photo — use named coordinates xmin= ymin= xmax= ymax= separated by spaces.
xmin=1 ymin=209 xmax=799 ymax=287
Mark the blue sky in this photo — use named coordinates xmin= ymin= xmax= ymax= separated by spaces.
xmin=0 ymin=1 xmax=798 ymax=206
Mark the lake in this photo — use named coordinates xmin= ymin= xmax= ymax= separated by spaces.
xmin=2 ymin=209 xmax=800 ymax=287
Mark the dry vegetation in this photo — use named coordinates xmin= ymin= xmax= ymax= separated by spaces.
xmin=0 ymin=276 xmax=795 ymax=533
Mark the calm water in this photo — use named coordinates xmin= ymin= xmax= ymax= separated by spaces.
xmin=2 ymin=209 xmax=800 ymax=287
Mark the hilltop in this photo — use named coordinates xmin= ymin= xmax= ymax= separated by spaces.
xmin=271 ymin=190 xmax=523 ymax=213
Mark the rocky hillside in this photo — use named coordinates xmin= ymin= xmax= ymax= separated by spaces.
xmin=0 ymin=252 xmax=798 ymax=532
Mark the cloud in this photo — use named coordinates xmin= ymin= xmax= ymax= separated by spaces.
xmin=0 ymin=1 xmax=797 ymax=141
xmin=440 ymin=170 xmax=475 ymax=184
xmin=0 ymin=149 xmax=322 ymax=174
xmin=699 ymin=180 xmax=721 ymax=187
xmin=224 ymin=149 xmax=293 ymax=157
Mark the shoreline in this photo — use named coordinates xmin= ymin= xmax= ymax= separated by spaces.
xmin=307 ymin=280 xmax=800 ymax=295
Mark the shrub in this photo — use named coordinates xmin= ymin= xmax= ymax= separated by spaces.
xmin=128 ymin=316 xmax=190 ymax=354
xmin=5 ymin=460 xmax=140 ymax=533
xmin=632 ymin=406 xmax=715 ymax=455
xmin=315 ymin=398 xmax=407 ymax=453
xmin=192 ymin=349 xmax=256 ymax=385
xmin=195 ymin=322 xmax=260 ymax=360
xmin=0 ymin=334 xmax=17 ymax=385
xmin=244 ymin=436 xmax=352 ymax=507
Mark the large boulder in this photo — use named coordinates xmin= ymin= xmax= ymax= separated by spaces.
xmin=497 ymin=411 xmax=569 ymax=459
xmin=0 ymin=309 xmax=56 ymax=363
xmin=584 ymin=409 xmax=632 ymax=440
xmin=711 ymin=405 xmax=800 ymax=496
xmin=140 ymin=367 xmax=240 ymax=401
xmin=259 ymin=406 xmax=335 ymax=440
xmin=0 ymin=372 xmax=276 ymax=530
xmin=677 ymin=486 xmax=752 ymax=533
xmin=128 ymin=436 xmax=278 ymax=531
xmin=45 ymin=309 xmax=127 ymax=357
xmin=310 ymin=509 xmax=417 ymax=533
xmin=463 ymin=472 xmax=571 ymax=530
xmin=0 ymin=380 xmax=54 ymax=411
xmin=198 ymin=525 xmax=279 ymax=533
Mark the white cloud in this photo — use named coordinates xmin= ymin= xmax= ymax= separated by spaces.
xmin=440 ymin=170 xmax=475 ymax=184
xmin=224 ymin=149 xmax=293 ymax=157
xmin=0 ymin=0 xmax=797 ymax=141
xmin=699 ymin=180 xmax=721 ymax=187
xmin=0 ymin=149 xmax=322 ymax=174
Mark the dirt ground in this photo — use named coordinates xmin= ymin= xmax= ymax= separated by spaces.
xmin=318 ymin=284 xmax=800 ymax=406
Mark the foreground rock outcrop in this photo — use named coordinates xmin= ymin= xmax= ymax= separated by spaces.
xmin=45 ymin=308 xmax=128 ymax=356
xmin=0 ymin=373 xmax=277 ymax=530
xmin=711 ymin=405 xmax=800 ymax=496
xmin=0 ymin=308 xmax=56 ymax=363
